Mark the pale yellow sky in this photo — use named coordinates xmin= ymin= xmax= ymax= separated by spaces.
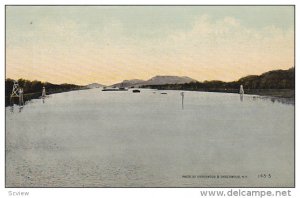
xmin=6 ymin=6 xmax=294 ymax=85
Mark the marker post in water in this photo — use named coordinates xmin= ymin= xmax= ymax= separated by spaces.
xmin=239 ymin=85 xmax=244 ymax=102
xmin=180 ymin=92 xmax=184 ymax=109
xmin=42 ymin=87 xmax=46 ymax=103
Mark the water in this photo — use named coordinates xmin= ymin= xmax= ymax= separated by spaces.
xmin=5 ymin=89 xmax=294 ymax=187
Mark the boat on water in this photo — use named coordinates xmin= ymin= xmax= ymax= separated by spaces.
xmin=102 ymin=87 xmax=128 ymax=91
xmin=132 ymin=89 xmax=140 ymax=93
xmin=102 ymin=82 xmax=128 ymax=91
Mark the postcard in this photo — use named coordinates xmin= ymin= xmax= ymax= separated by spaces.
xmin=5 ymin=5 xmax=295 ymax=188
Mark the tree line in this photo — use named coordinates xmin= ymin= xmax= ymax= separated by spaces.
xmin=141 ymin=67 xmax=295 ymax=93
xmin=5 ymin=78 xmax=85 ymax=106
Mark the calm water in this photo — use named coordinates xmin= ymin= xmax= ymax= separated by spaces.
xmin=6 ymin=88 xmax=294 ymax=187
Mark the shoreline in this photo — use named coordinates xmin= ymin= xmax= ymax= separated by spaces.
xmin=5 ymin=88 xmax=87 ymax=107
xmin=155 ymin=88 xmax=294 ymax=98
xmin=149 ymin=88 xmax=295 ymax=104
xmin=5 ymin=88 xmax=295 ymax=107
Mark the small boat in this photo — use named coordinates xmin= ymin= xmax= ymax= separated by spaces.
xmin=102 ymin=87 xmax=128 ymax=91
xmin=119 ymin=87 xmax=127 ymax=91
xmin=102 ymin=89 xmax=128 ymax=91
xmin=132 ymin=89 xmax=140 ymax=93
xmin=161 ymin=92 xmax=167 ymax=95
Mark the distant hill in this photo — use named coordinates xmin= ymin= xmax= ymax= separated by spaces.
xmin=86 ymin=83 xmax=106 ymax=89
xmin=144 ymin=75 xmax=197 ymax=85
xmin=112 ymin=76 xmax=197 ymax=87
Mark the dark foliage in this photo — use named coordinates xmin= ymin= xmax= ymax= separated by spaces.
xmin=238 ymin=68 xmax=295 ymax=89
xmin=141 ymin=68 xmax=295 ymax=95
xmin=5 ymin=79 xmax=85 ymax=106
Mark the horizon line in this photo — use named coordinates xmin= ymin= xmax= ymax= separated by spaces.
xmin=5 ymin=66 xmax=294 ymax=86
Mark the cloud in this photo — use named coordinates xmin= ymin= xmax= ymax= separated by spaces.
xmin=150 ymin=15 xmax=294 ymax=81
xmin=6 ymin=13 xmax=294 ymax=84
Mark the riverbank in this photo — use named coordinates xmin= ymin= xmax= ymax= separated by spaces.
xmin=146 ymin=87 xmax=295 ymax=104
xmin=5 ymin=88 xmax=87 ymax=107
xmin=192 ymin=88 xmax=294 ymax=98
xmin=5 ymin=78 xmax=88 ymax=107
xmin=243 ymin=89 xmax=294 ymax=98
xmin=6 ymin=87 xmax=295 ymax=106
xmin=140 ymin=68 xmax=295 ymax=103
xmin=245 ymin=89 xmax=294 ymax=104
xmin=207 ymin=89 xmax=295 ymax=104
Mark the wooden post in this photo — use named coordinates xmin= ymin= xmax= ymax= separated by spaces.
xmin=239 ymin=85 xmax=244 ymax=102
xmin=42 ymin=87 xmax=46 ymax=98
xmin=181 ymin=92 xmax=184 ymax=109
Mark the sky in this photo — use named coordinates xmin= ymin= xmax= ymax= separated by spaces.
xmin=6 ymin=6 xmax=294 ymax=85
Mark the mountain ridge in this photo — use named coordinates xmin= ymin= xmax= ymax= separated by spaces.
xmin=111 ymin=75 xmax=197 ymax=87
xmin=85 ymin=83 xmax=106 ymax=89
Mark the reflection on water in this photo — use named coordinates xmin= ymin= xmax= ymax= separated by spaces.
xmin=9 ymin=105 xmax=23 ymax=113
xmin=6 ymin=89 xmax=294 ymax=187
xmin=10 ymin=97 xmax=47 ymax=113
xmin=240 ymin=94 xmax=244 ymax=102
xmin=9 ymin=106 xmax=13 ymax=113
xmin=250 ymin=95 xmax=294 ymax=105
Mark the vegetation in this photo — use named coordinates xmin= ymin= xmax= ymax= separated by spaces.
xmin=141 ymin=68 xmax=295 ymax=98
xmin=5 ymin=78 xmax=85 ymax=106
xmin=5 ymin=68 xmax=295 ymax=106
